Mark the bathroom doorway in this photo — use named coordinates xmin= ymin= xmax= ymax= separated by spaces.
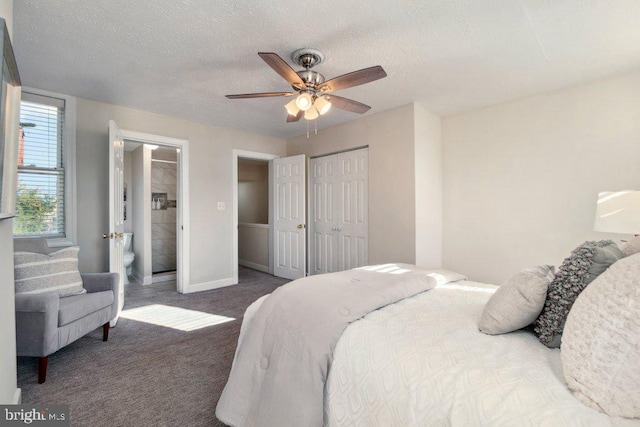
xmin=150 ymin=147 xmax=178 ymax=282
xmin=119 ymin=132 xmax=190 ymax=293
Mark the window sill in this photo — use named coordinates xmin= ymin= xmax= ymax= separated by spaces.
xmin=47 ymin=238 xmax=76 ymax=249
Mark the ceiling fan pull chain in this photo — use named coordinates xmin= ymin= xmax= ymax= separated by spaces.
xmin=315 ymin=119 xmax=318 ymax=135
xmin=306 ymin=119 xmax=310 ymax=139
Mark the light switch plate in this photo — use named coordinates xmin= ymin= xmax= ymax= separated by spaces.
xmin=217 ymin=202 xmax=226 ymax=211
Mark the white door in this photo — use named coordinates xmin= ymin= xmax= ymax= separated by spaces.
xmin=337 ymin=149 xmax=368 ymax=270
xmin=309 ymin=156 xmax=338 ymax=275
xmin=273 ymin=155 xmax=306 ymax=280
xmin=308 ymin=148 xmax=368 ymax=275
xmin=108 ymin=120 xmax=125 ymax=325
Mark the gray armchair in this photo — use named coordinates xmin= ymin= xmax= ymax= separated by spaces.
xmin=14 ymin=238 xmax=119 ymax=383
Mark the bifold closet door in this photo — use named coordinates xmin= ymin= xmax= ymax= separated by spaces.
xmin=309 ymin=148 xmax=368 ymax=275
xmin=310 ymin=155 xmax=338 ymax=274
xmin=336 ymin=149 xmax=368 ymax=271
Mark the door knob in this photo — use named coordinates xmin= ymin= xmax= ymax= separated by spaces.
xmin=103 ymin=233 xmax=124 ymax=239
xmin=297 ymin=224 xmax=305 ymax=229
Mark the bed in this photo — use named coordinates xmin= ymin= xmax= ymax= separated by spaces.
xmin=216 ymin=263 xmax=640 ymax=427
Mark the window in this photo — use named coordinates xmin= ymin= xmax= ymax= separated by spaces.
xmin=14 ymin=89 xmax=76 ymax=245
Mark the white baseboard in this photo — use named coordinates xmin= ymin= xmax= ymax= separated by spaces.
xmin=153 ymin=273 xmax=176 ymax=283
xmin=131 ymin=270 xmax=153 ymax=285
xmin=239 ymin=259 xmax=269 ymax=273
xmin=13 ymin=388 xmax=21 ymax=404
xmin=185 ymin=277 xmax=235 ymax=294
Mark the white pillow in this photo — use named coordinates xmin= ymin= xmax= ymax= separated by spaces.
xmin=562 ymin=253 xmax=640 ymax=418
xmin=478 ymin=265 xmax=554 ymax=335
xmin=620 ymin=236 xmax=640 ymax=257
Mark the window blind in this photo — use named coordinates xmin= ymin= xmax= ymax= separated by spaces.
xmin=14 ymin=93 xmax=66 ymax=237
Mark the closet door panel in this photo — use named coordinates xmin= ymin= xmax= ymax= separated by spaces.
xmin=337 ymin=149 xmax=368 ymax=271
xmin=309 ymin=155 xmax=338 ymax=275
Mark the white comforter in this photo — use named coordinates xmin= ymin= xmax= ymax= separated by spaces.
xmin=240 ymin=280 xmax=640 ymax=426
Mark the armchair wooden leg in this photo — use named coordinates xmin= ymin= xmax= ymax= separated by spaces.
xmin=38 ymin=356 xmax=48 ymax=384
xmin=103 ymin=322 xmax=110 ymax=342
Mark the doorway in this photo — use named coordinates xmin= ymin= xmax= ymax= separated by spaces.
xmin=232 ymin=149 xmax=279 ymax=284
xmin=109 ymin=121 xmax=190 ymax=303
xmin=237 ymin=158 xmax=270 ymax=274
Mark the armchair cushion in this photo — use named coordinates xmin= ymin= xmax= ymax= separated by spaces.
xmin=58 ymin=291 xmax=114 ymax=327
xmin=14 ymin=247 xmax=86 ymax=297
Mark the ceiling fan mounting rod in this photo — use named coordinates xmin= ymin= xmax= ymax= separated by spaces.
xmin=291 ymin=48 xmax=325 ymax=69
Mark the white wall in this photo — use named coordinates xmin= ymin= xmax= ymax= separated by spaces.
xmin=238 ymin=161 xmax=268 ymax=224
xmin=414 ymin=103 xmax=443 ymax=268
xmin=287 ymin=104 xmax=418 ymax=264
xmin=443 ymin=71 xmax=640 ymax=284
xmin=0 ymin=221 xmax=18 ymax=404
xmin=123 ymin=151 xmax=132 ymax=233
xmin=75 ymin=98 xmax=286 ymax=288
xmin=0 ymin=0 xmax=20 ymax=404
xmin=131 ymin=145 xmax=151 ymax=283
xmin=238 ymin=224 xmax=268 ymax=270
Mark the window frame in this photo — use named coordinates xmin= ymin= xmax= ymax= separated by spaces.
xmin=15 ymin=87 xmax=76 ymax=247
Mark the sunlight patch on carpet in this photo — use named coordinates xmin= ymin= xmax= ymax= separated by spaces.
xmin=120 ymin=304 xmax=235 ymax=331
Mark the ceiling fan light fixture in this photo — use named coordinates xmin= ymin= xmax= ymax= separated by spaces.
xmin=314 ymin=97 xmax=332 ymax=115
xmin=304 ymin=105 xmax=319 ymax=120
xmin=285 ymin=99 xmax=300 ymax=116
xmin=295 ymin=93 xmax=313 ymax=111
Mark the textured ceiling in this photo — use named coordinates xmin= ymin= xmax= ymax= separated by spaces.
xmin=13 ymin=0 xmax=640 ymax=139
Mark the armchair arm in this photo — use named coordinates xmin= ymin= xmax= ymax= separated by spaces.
xmin=15 ymin=293 xmax=60 ymax=357
xmin=82 ymin=273 xmax=119 ymax=293
xmin=81 ymin=272 xmax=120 ymax=321
xmin=15 ymin=292 xmax=59 ymax=313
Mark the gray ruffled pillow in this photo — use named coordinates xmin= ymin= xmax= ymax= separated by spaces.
xmin=533 ymin=240 xmax=624 ymax=348
xmin=479 ymin=265 xmax=554 ymax=335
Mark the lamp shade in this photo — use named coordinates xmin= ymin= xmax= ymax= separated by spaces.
xmin=304 ymin=105 xmax=319 ymax=120
xmin=594 ymin=191 xmax=640 ymax=234
xmin=295 ymin=93 xmax=313 ymax=111
xmin=314 ymin=96 xmax=332 ymax=115
xmin=285 ymin=99 xmax=299 ymax=116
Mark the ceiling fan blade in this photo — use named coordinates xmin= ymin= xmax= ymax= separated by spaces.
xmin=226 ymin=92 xmax=294 ymax=99
xmin=286 ymin=110 xmax=304 ymax=123
xmin=321 ymin=66 xmax=387 ymax=92
xmin=326 ymin=95 xmax=371 ymax=114
xmin=258 ymin=52 xmax=305 ymax=87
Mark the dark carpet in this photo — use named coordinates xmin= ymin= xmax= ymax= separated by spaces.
xmin=17 ymin=267 xmax=289 ymax=427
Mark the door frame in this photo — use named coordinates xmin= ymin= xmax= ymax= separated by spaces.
xmin=232 ymin=149 xmax=279 ymax=284
xmin=118 ymin=127 xmax=191 ymax=294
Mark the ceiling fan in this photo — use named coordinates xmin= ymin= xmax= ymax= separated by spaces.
xmin=226 ymin=48 xmax=387 ymax=123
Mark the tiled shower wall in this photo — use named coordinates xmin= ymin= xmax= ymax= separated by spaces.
xmin=151 ymin=149 xmax=177 ymax=273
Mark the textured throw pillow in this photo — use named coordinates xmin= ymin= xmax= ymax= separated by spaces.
xmin=479 ymin=265 xmax=554 ymax=335
xmin=14 ymin=246 xmax=86 ymax=297
xmin=562 ymin=253 xmax=640 ymax=418
xmin=620 ymin=235 xmax=640 ymax=257
xmin=534 ymin=240 xmax=623 ymax=348
xmin=585 ymin=243 xmax=625 ymax=284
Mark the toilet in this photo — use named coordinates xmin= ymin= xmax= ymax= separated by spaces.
xmin=123 ymin=232 xmax=135 ymax=285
